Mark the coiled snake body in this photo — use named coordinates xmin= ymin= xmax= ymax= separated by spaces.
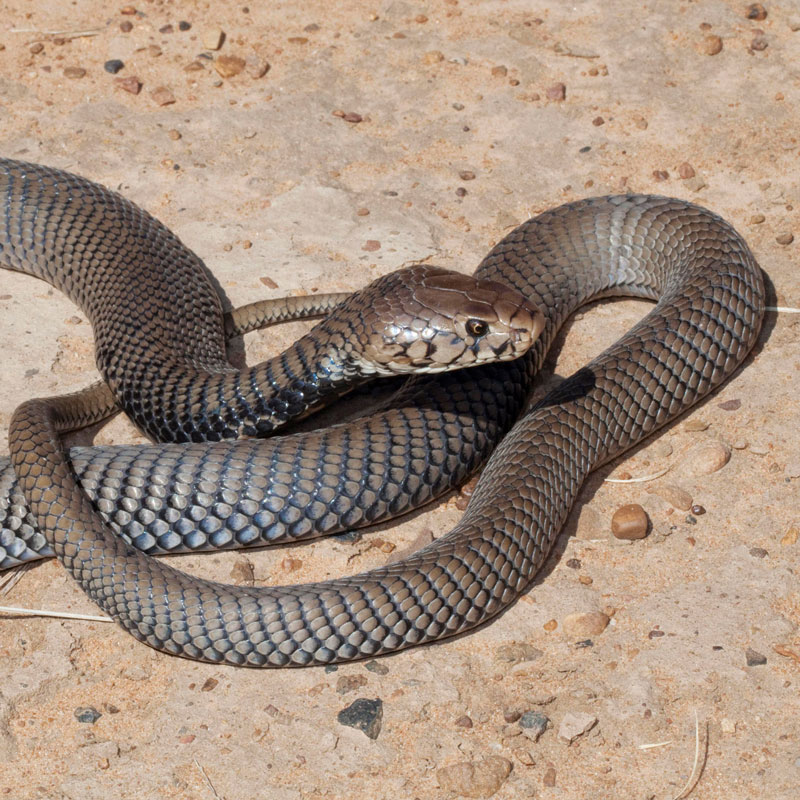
xmin=1 ymin=159 xmax=764 ymax=666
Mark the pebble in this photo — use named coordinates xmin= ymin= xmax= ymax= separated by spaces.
xmin=750 ymin=33 xmax=768 ymax=51
xmin=519 ymin=711 xmax=550 ymax=741
xmin=546 ymin=82 xmax=566 ymax=101
xmin=721 ymin=718 xmax=736 ymax=734
xmin=150 ymin=86 xmax=176 ymax=105
xmin=459 ymin=170 xmax=476 ymax=180
xmin=749 ymin=547 xmax=768 ymax=559
xmin=698 ymin=35 xmax=723 ymax=56
xmin=245 ymin=53 xmax=270 ymax=78
xmin=781 ymin=526 xmax=799 ymax=546
xmin=682 ymin=440 xmax=730 ymax=475
xmin=364 ymin=660 xmax=389 ymax=675
xmin=691 ymin=504 xmax=706 ymax=515
xmin=436 ymin=755 xmax=513 ymax=799
xmin=362 ymin=239 xmax=380 ymax=251
xmin=543 ymin=619 xmax=558 ymax=632
xmin=423 ymin=50 xmax=445 ymax=64
xmin=336 ymin=674 xmax=368 ymax=695
xmin=495 ymin=642 xmax=543 ymax=663
xmin=685 ymin=175 xmax=707 ymax=192
xmin=562 ymin=611 xmax=610 ymax=637
xmin=120 ymin=20 xmax=133 ymax=32
xmin=746 ymin=4 xmax=767 ymax=21
xmin=592 ymin=116 xmax=604 ymax=126
xmin=684 ymin=419 xmax=709 ymax=432
xmin=30 ymin=42 xmax=44 ymax=54
xmin=651 ymin=483 xmax=693 ymax=511
xmin=745 ymin=647 xmax=767 ymax=666
xmin=776 ymin=232 xmax=794 ymax=245
xmin=503 ymin=709 xmax=522 ymax=723
xmin=750 ymin=213 xmax=766 ymax=224
xmin=454 ymin=714 xmax=474 ymax=728
xmin=337 ymin=698 xmax=383 ymax=739
xmin=259 ymin=275 xmax=278 ymax=289
xmin=201 ymin=677 xmax=218 ymax=692
xmin=121 ymin=5 xmax=137 ymax=14
xmin=179 ymin=21 xmax=191 ymax=31
xmin=203 ymin=28 xmax=225 ymax=50
xmin=543 ymin=767 xmax=556 ymax=787
xmin=653 ymin=170 xmax=669 ymax=182
xmin=678 ymin=162 xmax=696 ymax=179
xmin=159 ymin=24 xmax=174 ymax=34
xmin=104 ymin=59 xmax=124 ymax=74
xmin=558 ymin=712 xmax=597 ymax=743
xmin=63 ymin=66 xmax=86 ymax=79
xmin=491 ymin=65 xmax=508 ymax=77
xmin=611 ymin=504 xmax=649 ymax=539
xmin=566 ymin=558 xmax=581 ymax=569
xmin=718 ymin=398 xmax=741 ymax=411
xmin=74 ymin=707 xmax=102 ymax=724
xmin=214 ymin=55 xmax=246 ymax=78
xmin=456 ymin=187 xmax=467 ymax=197
xmin=168 ymin=129 xmax=181 ymax=140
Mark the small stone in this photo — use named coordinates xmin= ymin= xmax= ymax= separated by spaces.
xmin=721 ymin=718 xmax=736 ymax=734
xmin=678 ymin=162 xmax=696 ymax=179
xmin=74 ymin=707 xmax=102 ymax=724
xmin=362 ymin=240 xmax=380 ymax=252
xmin=546 ymin=82 xmax=566 ymax=101
xmin=750 ymin=34 xmax=768 ymax=51
xmin=745 ymin=647 xmax=767 ymax=666
xmin=452 ymin=102 xmax=465 ymax=110
xmin=558 ymin=712 xmax=597 ymax=743
xmin=184 ymin=60 xmax=205 ymax=72
xmin=648 ymin=629 xmax=665 ymax=639
xmin=201 ymin=677 xmax=218 ymax=692
xmin=179 ymin=20 xmax=191 ymax=31
xmin=698 ymin=35 xmax=723 ymax=55
xmin=684 ymin=419 xmax=709 ymax=432
xmin=150 ymin=86 xmax=175 ymax=105
xmin=579 ymin=575 xmax=593 ymax=585
xmin=543 ymin=619 xmax=558 ymax=632
xmin=259 ymin=276 xmax=278 ymax=289
xmin=592 ymin=116 xmax=604 ymax=126
xmin=203 ymin=27 xmax=225 ymax=50
xmin=491 ymin=65 xmax=508 ymax=77
xmin=416 ymin=14 xmax=428 ymax=22
xmin=29 ymin=42 xmax=44 ymax=54
xmin=364 ymin=660 xmax=388 ymax=675
xmin=519 ymin=711 xmax=549 ymax=742
xmin=214 ymin=55 xmax=246 ymax=78
xmin=159 ymin=24 xmax=174 ymax=34
xmin=746 ymin=4 xmax=767 ymax=21
xmin=459 ymin=170 xmax=476 ymax=181
xmin=611 ymin=504 xmax=649 ymax=539
xmin=682 ymin=440 xmax=730 ymax=475
xmin=337 ymin=698 xmax=383 ymax=739
xmin=750 ymin=213 xmax=765 ymax=224
xmin=685 ymin=175 xmax=707 ymax=192
xmin=121 ymin=4 xmax=136 ymax=13
xmin=691 ymin=504 xmax=706 ymax=516
xmin=652 ymin=484 xmax=693 ymax=511
xmin=776 ymin=232 xmax=794 ymax=245
xmin=718 ymin=398 xmax=741 ymax=411
xmin=653 ymin=170 xmax=669 ymax=182
xmin=356 ymin=207 xmax=370 ymax=216
xmin=343 ymin=112 xmax=363 ymax=123
xmin=168 ymin=129 xmax=182 ymax=140
xmin=436 ymin=756 xmax=513 ymax=799
xmin=104 ymin=59 xmax=124 ymax=74
xmin=503 ymin=709 xmax=522 ymax=723
xmin=566 ymin=558 xmax=581 ymax=569
xmin=229 ymin=558 xmax=255 ymax=585
xmin=245 ymin=53 xmax=270 ymax=78
xmin=336 ymin=674 xmax=368 ymax=695
xmin=749 ymin=547 xmax=768 ymax=559
xmin=781 ymin=526 xmax=799 ymax=546
xmin=288 ymin=36 xmax=308 ymax=44
xmin=543 ymin=767 xmax=556 ymax=787
xmin=63 ymin=66 xmax=86 ymax=79
xmin=563 ymin=611 xmax=610 ymax=637
xmin=179 ymin=734 xmax=195 ymax=744
xmin=454 ymin=714 xmax=474 ymax=728
xmin=496 ymin=642 xmax=544 ymax=663
xmin=120 ymin=20 xmax=133 ymax=32
xmin=456 ymin=187 xmax=467 ymax=197
xmin=423 ymin=50 xmax=445 ymax=64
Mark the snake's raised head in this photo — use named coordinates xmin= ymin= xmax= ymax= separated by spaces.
xmin=348 ymin=265 xmax=544 ymax=376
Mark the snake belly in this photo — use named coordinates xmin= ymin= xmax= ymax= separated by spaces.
xmin=3 ymin=160 xmax=764 ymax=666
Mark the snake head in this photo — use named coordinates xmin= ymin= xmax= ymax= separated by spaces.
xmin=350 ymin=265 xmax=544 ymax=375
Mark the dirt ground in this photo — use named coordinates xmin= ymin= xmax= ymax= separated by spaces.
xmin=0 ymin=1 xmax=798 ymax=798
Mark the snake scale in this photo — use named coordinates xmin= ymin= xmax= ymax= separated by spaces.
xmin=1 ymin=159 xmax=764 ymax=666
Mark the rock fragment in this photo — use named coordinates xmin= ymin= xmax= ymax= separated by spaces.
xmin=150 ymin=86 xmax=176 ymax=105
xmin=519 ymin=711 xmax=550 ymax=742
xmin=337 ymin=698 xmax=383 ymax=739
xmin=651 ymin=483 xmax=693 ymax=511
xmin=558 ymin=712 xmax=597 ymax=743
xmin=611 ymin=504 xmax=649 ymax=539
xmin=203 ymin=28 xmax=225 ymax=50
xmin=562 ymin=611 xmax=610 ymax=637
xmin=74 ymin=707 xmax=102 ymax=724
xmin=698 ymin=35 xmax=723 ymax=55
xmin=214 ymin=55 xmax=246 ymax=78
xmin=63 ymin=66 xmax=86 ymax=79
xmin=436 ymin=755 xmax=513 ymax=799
xmin=745 ymin=647 xmax=767 ymax=666
xmin=682 ymin=441 xmax=730 ymax=475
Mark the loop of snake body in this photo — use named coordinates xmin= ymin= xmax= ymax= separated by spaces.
xmin=1 ymin=159 xmax=764 ymax=666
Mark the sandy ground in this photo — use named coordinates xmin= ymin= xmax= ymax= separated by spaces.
xmin=0 ymin=1 xmax=798 ymax=798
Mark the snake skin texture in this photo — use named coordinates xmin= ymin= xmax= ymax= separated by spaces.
xmin=2 ymin=159 xmax=764 ymax=666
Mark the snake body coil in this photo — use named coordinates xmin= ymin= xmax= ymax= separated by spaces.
xmin=1 ymin=159 xmax=764 ymax=666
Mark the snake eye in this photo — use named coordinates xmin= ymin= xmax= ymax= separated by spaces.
xmin=465 ymin=318 xmax=489 ymax=338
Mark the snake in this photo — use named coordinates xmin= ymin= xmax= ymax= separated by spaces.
xmin=1 ymin=159 xmax=764 ymax=667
